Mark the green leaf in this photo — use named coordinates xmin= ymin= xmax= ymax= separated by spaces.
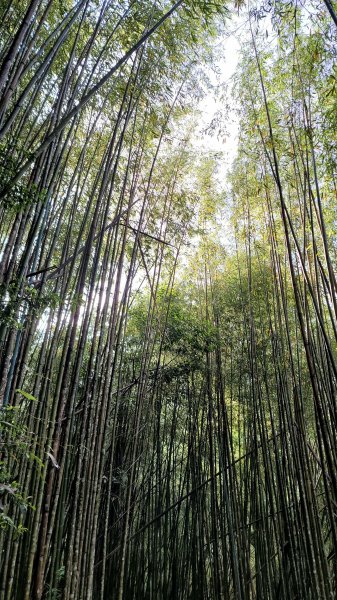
xmin=15 ymin=389 xmax=38 ymax=402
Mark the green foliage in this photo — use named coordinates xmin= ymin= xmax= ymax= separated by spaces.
xmin=44 ymin=566 xmax=65 ymax=600
xmin=15 ymin=389 xmax=38 ymax=402
xmin=184 ymin=0 xmax=229 ymax=24
xmin=0 ymin=147 xmax=47 ymax=212
xmin=0 ymin=280 xmax=60 ymax=336
xmin=128 ymin=284 xmax=216 ymax=374
xmin=0 ymin=400 xmax=39 ymax=536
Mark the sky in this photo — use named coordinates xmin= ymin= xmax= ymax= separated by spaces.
xmin=194 ymin=13 xmax=243 ymax=178
xmin=177 ymin=12 xmax=246 ymax=260
xmin=193 ymin=6 xmax=276 ymax=178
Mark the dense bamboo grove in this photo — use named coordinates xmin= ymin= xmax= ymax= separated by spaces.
xmin=1 ymin=0 xmax=337 ymax=598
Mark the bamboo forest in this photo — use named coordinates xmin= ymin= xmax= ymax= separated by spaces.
xmin=3 ymin=0 xmax=337 ymax=598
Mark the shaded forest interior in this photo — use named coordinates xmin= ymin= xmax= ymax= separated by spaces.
xmin=2 ymin=0 xmax=337 ymax=598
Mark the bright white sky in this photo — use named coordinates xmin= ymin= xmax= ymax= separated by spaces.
xmin=194 ymin=13 xmax=244 ymax=178
xmin=193 ymin=7 xmax=274 ymax=178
